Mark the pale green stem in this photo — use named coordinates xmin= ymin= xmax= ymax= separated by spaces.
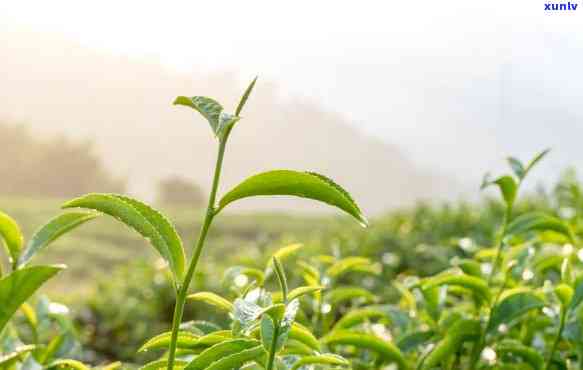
xmin=469 ymin=205 xmax=512 ymax=370
xmin=166 ymin=138 xmax=227 ymax=370
xmin=546 ymin=306 xmax=567 ymax=370
xmin=266 ymin=324 xmax=280 ymax=370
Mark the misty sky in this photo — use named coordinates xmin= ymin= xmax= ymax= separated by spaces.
xmin=2 ymin=0 xmax=582 ymax=188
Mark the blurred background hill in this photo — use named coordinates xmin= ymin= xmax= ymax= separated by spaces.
xmin=0 ymin=29 xmax=458 ymax=214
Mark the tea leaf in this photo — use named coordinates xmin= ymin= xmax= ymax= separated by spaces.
xmin=100 ymin=362 xmax=123 ymax=370
xmin=397 ymin=330 xmax=435 ymax=353
xmin=139 ymin=331 xmax=200 ymax=352
xmin=62 ymin=194 xmax=186 ymax=282
xmin=218 ymin=170 xmax=367 ymax=227
xmin=0 ymin=345 xmax=35 ymax=367
xmin=420 ymin=319 xmax=481 ymax=370
xmin=0 ymin=210 xmax=24 ymax=265
xmin=271 ymin=243 xmax=303 ymax=264
xmin=555 ymin=284 xmax=574 ymax=307
xmin=322 ymin=331 xmax=406 ymax=368
xmin=488 ymin=292 xmax=545 ymax=332
xmin=523 ymin=148 xmax=551 ymax=179
xmin=184 ymin=339 xmax=261 ymax=370
xmin=187 ymin=292 xmax=234 ymax=312
xmin=507 ymin=211 xmax=575 ymax=242
xmin=272 ymin=256 xmax=289 ymax=302
xmin=203 ymin=345 xmax=265 ymax=370
xmin=326 ymin=257 xmax=372 ymax=278
xmin=109 ymin=195 xmax=186 ymax=280
xmin=290 ymin=354 xmax=349 ymax=370
xmin=18 ymin=212 xmax=98 ymax=266
xmin=569 ymin=276 xmax=583 ymax=311
xmin=325 ymin=287 xmax=376 ymax=306
xmin=0 ymin=265 xmax=64 ymax=332
xmin=289 ymin=323 xmax=320 ymax=351
xmin=174 ymin=96 xmax=224 ymax=135
xmin=235 ymin=77 xmax=258 ymax=116
xmin=333 ymin=307 xmax=390 ymax=330
xmin=507 ymin=157 xmax=525 ymax=179
xmin=287 ymin=286 xmax=324 ymax=302
xmin=496 ymin=340 xmax=544 ymax=370
xmin=421 ymin=273 xmax=491 ymax=304
xmin=260 ymin=315 xmax=276 ymax=352
xmin=46 ymin=359 xmax=91 ymax=370
xmin=483 ymin=175 xmax=517 ymax=207
xmin=140 ymin=360 xmax=187 ymax=370
xmin=192 ymin=331 xmax=233 ymax=349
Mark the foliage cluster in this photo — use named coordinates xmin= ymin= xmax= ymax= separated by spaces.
xmin=3 ymin=82 xmax=583 ymax=370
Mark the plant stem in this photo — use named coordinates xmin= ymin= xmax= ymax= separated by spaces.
xmin=469 ymin=206 xmax=512 ymax=370
xmin=488 ymin=206 xmax=512 ymax=284
xmin=546 ymin=306 xmax=567 ymax=370
xmin=266 ymin=325 xmax=280 ymax=370
xmin=166 ymin=138 xmax=228 ymax=370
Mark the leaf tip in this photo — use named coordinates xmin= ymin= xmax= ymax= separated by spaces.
xmin=173 ymin=96 xmax=192 ymax=107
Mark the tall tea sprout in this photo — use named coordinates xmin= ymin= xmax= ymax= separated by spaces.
xmin=62 ymin=78 xmax=367 ymax=370
xmin=470 ymin=149 xmax=576 ymax=369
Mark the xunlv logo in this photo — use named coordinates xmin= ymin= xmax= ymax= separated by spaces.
xmin=544 ymin=1 xmax=579 ymax=10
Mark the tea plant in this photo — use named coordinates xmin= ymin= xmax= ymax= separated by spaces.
xmin=0 ymin=209 xmax=122 ymax=368
xmin=374 ymin=150 xmax=583 ymax=369
xmin=60 ymin=79 xmax=367 ymax=369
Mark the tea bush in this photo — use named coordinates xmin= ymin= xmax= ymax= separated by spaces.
xmin=3 ymin=80 xmax=583 ymax=370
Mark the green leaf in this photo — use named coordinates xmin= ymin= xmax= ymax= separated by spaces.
xmin=288 ymin=323 xmax=320 ymax=351
xmin=18 ymin=212 xmax=98 ymax=266
xmin=184 ymin=339 xmax=261 ymax=370
xmin=62 ymin=194 xmax=186 ymax=282
xmin=140 ymin=360 xmax=187 ymax=370
xmin=233 ymin=299 xmax=262 ymax=331
xmin=397 ymin=330 xmax=435 ymax=353
xmin=235 ymin=76 xmax=258 ymax=116
xmin=484 ymin=175 xmax=517 ymax=207
xmin=325 ymin=287 xmax=376 ymax=306
xmin=569 ymin=276 xmax=583 ymax=312
xmin=46 ymin=359 xmax=91 ymax=370
xmin=0 ymin=210 xmax=24 ymax=265
xmin=488 ymin=292 xmax=544 ymax=333
xmin=139 ymin=331 xmax=200 ymax=352
xmin=290 ymin=354 xmax=349 ymax=370
xmin=187 ymin=292 xmax=234 ymax=312
xmin=322 ymin=331 xmax=406 ymax=368
xmin=217 ymin=170 xmax=367 ymax=227
xmin=0 ymin=345 xmax=35 ymax=367
xmin=201 ymin=345 xmax=265 ymax=370
xmin=270 ymin=243 xmax=303 ymax=263
xmin=260 ymin=303 xmax=286 ymax=324
xmin=507 ymin=211 xmax=575 ymax=242
xmin=0 ymin=265 xmax=64 ymax=332
xmin=555 ymin=283 xmax=574 ymax=307
xmin=523 ymin=148 xmax=551 ymax=179
xmin=326 ymin=257 xmax=372 ymax=278
xmin=496 ymin=340 xmax=544 ymax=370
xmin=174 ymin=96 xmax=224 ymax=134
xmin=101 ymin=362 xmax=123 ymax=370
xmin=272 ymin=256 xmax=289 ymax=302
xmin=507 ymin=157 xmax=525 ymax=179
xmin=420 ymin=319 xmax=481 ymax=370
xmin=333 ymin=307 xmax=390 ymax=330
xmin=287 ymin=286 xmax=324 ymax=302
xmin=191 ymin=331 xmax=233 ymax=350
xmin=260 ymin=315 xmax=276 ymax=352
xmin=421 ymin=272 xmax=491 ymax=304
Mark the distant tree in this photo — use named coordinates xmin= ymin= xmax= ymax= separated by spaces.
xmin=0 ymin=123 xmax=125 ymax=197
xmin=157 ymin=176 xmax=205 ymax=207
